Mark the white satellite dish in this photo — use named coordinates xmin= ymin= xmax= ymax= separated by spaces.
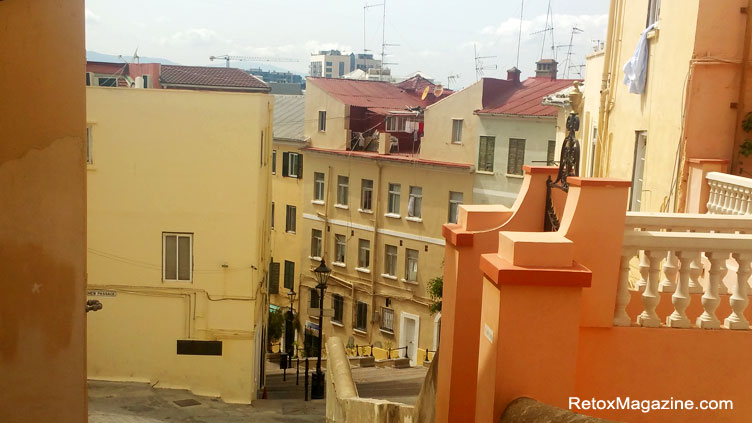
xmin=433 ymin=84 xmax=444 ymax=97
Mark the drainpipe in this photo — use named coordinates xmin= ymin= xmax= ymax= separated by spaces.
xmin=596 ymin=0 xmax=618 ymax=177
xmin=368 ymin=162 xmax=383 ymax=347
xmin=732 ymin=0 xmax=752 ymax=175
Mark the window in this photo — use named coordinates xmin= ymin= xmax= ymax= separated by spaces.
xmin=271 ymin=202 xmax=275 ymax=229
xmin=358 ymin=239 xmax=370 ymax=269
xmin=314 ymin=172 xmax=325 ymax=202
xmin=647 ymin=0 xmax=661 ymax=26
xmin=326 ymin=61 xmax=333 ymax=66
xmin=381 ymin=307 xmax=394 ymax=333
xmin=269 ymin=262 xmax=280 ymax=294
xmin=260 ymin=131 xmax=265 ymax=166
xmin=478 ymin=136 xmax=495 ymax=172
xmin=451 ymin=119 xmax=463 ymax=143
xmin=332 ymin=294 xmax=344 ymax=324
xmin=405 ymin=248 xmax=418 ymax=282
xmin=163 ymin=233 xmax=192 ymax=282
xmin=547 ymin=140 xmax=557 ymax=165
xmin=335 ymin=234 xmax=346 ymax=264
xmin=285 ymin=205 xmax=296 ymax=233
xmin=318 ymin=111 xmax=326 ymax=132
xmin=386 ymin=116 xmax=407 ymax=132
xmin=98 ymin=77 xmax=117 ymax=87
xmin=282 ymin=152 xmax=302 ymax=179
xmin=408 ymin=186 xmax=422 ymax=218
xmin=388 ymin=183 xmax=401 ymax=215
xmin=384 ymin=245 xmax=398 ymax=276
xmin=361 ymin=179 xmax=373 ymax=211
xmin=311 ymin=229 xmax=322 ymax=258
xmin=309 ymin=287 xmax=320 ymax=309
xmin=283 ymin=260 xmax=295 ymax=290
xmin=272 ymin=150 xmax=277 ymax=174
xmin=448 ymin=191 xmax=463 ymax=224
xmin=355 ymin=301 xmax=368 ymax=331
xmin=337 ymin=175 xmax=349 ymax=206
xmin=507 ymin=138 xmax=526 ymax=175
xmin=86 ymin=126 xmax=93 ymax=164
xmin=338 ymin=62 xmax=344 ymax=75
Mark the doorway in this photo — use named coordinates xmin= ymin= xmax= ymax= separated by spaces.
xmin=399 ymin=312 xmax=420 ymax=367
xmin=630 ymin=131 xmax=647 ymax=211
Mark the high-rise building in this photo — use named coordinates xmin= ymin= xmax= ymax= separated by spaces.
xmin=309 ymin=50 xmax=381 ymax=78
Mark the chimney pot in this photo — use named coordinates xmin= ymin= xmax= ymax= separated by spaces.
xmin=506 ymin=67 xmax=521 ymax=83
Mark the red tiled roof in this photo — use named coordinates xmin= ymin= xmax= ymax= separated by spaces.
xmin=303 ymin=146 xmax=472 ymax=170
xmin=86 ymin=61 xmax=128 ymax=75
xmin=476 ymin=77 xmax=581 ymax=117
xmin=308 ymin=77 xmax=443 ymax=113
xmin=160 ymin=65 xmax=269 ymax=91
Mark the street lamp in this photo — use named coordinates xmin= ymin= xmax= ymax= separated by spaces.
xmin=311 ymin=258 xmax=331 ymax=399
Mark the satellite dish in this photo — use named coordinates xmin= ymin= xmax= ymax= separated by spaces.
xmin=421 ymin=85 xmax=430 ymax=100
xmin=434 ymin=84 xmax=444 ymax=97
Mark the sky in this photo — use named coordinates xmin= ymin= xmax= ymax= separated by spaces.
xmin=85 ymin=0 xmax=610 ymax=89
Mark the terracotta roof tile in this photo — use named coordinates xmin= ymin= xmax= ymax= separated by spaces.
xmin=308 ymin=77 xmax=446 ymax=113
xmin=160 ymin=65 xmax=269 ymax=91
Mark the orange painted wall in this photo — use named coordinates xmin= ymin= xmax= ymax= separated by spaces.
xmin=0 ymin=1 xmax=87 ymax=422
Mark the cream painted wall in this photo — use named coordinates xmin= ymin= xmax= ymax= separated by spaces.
xmin=598 ymin=0 xmax=700 ymax=211
xmin=86 ymin=86 xmax=273 ymax=403
xmin=304 ymin=81 xmax=349 ymax=150
xmin=474 ymin=116 xmax=558 ymax=206
xmin=421 ymin=80 xmax=485 ymax=164
xmin=298 ymin=151 xmax=473 ymax=356
xmin=582 ymin=51 xmax=605 ymax=177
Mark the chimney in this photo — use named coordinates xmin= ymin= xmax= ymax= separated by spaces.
xmin=535 ymin=59 xmax=558 ymax=79
xmin=506 ymin=67 xmax=521 ymax=83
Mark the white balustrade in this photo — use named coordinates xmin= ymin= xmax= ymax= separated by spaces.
xmin=619 ymin=212 xmax=752 ymax=331
xmin=706 ymin=172 xmax=752 ymax=216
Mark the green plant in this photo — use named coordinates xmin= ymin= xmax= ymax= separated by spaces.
xmin=267 ymin=309 xmax=284 ymax=345
xmin=740 ymin=112 xmax=752 ymax=158
xmin=427 ymin=276 xmax=443 ymax=315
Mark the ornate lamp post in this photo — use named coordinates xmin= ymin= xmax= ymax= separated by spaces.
xmin=285 ymin=288 xmax=296 ymax=359
xmin=311 ymin=258 xmax=331 ymax=399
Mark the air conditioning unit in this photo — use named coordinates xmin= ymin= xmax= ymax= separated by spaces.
xmin=85 ymin=72 xmax=94 ymax=86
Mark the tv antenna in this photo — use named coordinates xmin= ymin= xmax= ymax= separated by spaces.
xmin=447 ymin=73 xmax=460 ymax=88
xmin=530 ymin=0 xmax=555 ymax=60
xmin=378 ymin=0 xmax=399 ymax=81
xmin=474 ymin=44 xmax=497 ymax=81
xmin=562 ymin=26 xmax=584 ymax=78
xmin=363 ymin=2 xmax=383 ymax=70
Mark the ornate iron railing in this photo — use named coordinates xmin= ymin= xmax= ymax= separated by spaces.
xmin=544 ymin=112 xmax=581 ymax=232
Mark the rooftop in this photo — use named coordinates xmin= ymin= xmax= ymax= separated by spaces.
xmin=476 ymin=77 xmax=581 ymax=117
xmin=273 ymin=95 xmax=305 ymax=142
xmin=307 ymin=77 xmax=446 ymax=114
xmin=160 ymin=65 xmax=270 ymax=92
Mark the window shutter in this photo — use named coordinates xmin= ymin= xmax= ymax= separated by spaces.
xmin=284 ymin=260 xmax=295 ymax=290
xmin=296 ymin=154 xmax=303 ymax=179
xmin=269 ymin=262 xmax=280 ymax=294
xmin=282 ymin=152 xmax=289 ymax=177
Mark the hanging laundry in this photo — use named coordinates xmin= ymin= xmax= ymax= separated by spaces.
xmin=623 ymin=23 xmax=657 ymax=94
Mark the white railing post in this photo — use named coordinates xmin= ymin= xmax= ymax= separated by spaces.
xmin=706 ymin=172 xmax=752 ymax=216
xmin=688 ymin=252 xmax=704 ymax=294
xmin=696 ymin=252 xmax=725 ymax=329
xmin=636 ymin=251 xmax=649 ymax=292
xmin=614 ymin=252 xmax=634 ymax=327
xmin=637 ymin=250 xmax=663 ymax=328
xmin=667 ymin=251 xmax=693 ymax=328
xmin=724 ymin=253 xmax=752 ymax=330
xmin=658 ymin=250 xmax=678 ymax=293
xmin=706 ymin=180 xmax=719 ymax=214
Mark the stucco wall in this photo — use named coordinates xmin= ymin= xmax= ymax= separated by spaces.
xmin=85 ymin=87 xmax=273 ymax=403
xmin=305 ymin=81 xmax=349 ymax=150
xmin=0 ymin=0 xmax=88 ymax=421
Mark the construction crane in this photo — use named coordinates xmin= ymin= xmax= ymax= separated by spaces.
xmin=209 ymin=55 xmax=299 ymax=68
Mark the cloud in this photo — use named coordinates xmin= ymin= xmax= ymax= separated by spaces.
xmin=85 ymin=8 xmax=101 ymax=25
xmin=303 ymin=40 xmax=353 ymax=54
xmin=161 ymin=28 xmax=226 ymax=47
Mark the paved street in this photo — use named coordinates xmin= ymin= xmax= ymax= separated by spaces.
xmin=88 ymin=361 xmax=428 ymax=422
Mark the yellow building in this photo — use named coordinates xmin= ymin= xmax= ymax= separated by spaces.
xmin=299 ymin=77 xmax=473 ymax=365
xmin=269 ymin=94 xmax=307 ymax=353
xmin=85 ymin=65 xmax=273 ymax=403
xmin=592 ymin=0 xmax=752 ymax=211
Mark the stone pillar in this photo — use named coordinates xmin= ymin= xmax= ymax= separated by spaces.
xmin=684 ymin=158 xmax=729 ymax=213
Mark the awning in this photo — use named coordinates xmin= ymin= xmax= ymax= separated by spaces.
xmin=270 ymin=304 xmax=281 ymax=312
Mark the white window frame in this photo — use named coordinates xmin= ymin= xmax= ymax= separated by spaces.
xmin=387 ymin=183 xmax=401 ymax=215
xmin=311 ymin=229 xmax=323 ymax=259
xmin=335 ymin=234 xmax=346 ymax=265
xmin=318 ymin=110 xmax=327 ymax=132
xmin=361 ymin=179 xmax=373 ymax=211
xmin=288 ymin=153 xmax=300 ymax=178
xmin=162 ymin=232 xmax=193 ymax=282
xmin=358 ymin=239 xmax=371 ymax=269
xmin=647 ymin=0 xmax=661 ymax=26
xmin=448 ymin=191 xmax=463 ymax=224
xmin=386 ymin=116 xmax=407 ymax=132
xmin=384 ymin=244 xmax=398 ymax=277
xmin=314 ymin=172 xmax=325 ymax=202
xmin=86 ymin=125 xmax=93 ymax=165
xmin=405 ymin=248 xmax=418 ymax=282
xmin=286 ymin=205 xmax=296 ymax=233
xmin=408 ymin=186 xmax=422 ymax=219
xmin=337 ymin=175 xmax=349 ymax=206
xmin=451 ymin=119 xmax=463 ymax=144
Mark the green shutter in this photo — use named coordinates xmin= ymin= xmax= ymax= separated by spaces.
xmin=269 ymin=262 xmax=280 ymax=294
xmin=296 ymin=153 xmax=303 ymax=179
xmin=284 ymin=260 xmax=295 ymax=290
xmin=282 ymin=152 xmax=289 ymax=177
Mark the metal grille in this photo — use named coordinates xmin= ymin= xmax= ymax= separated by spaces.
xmin=381 ymin=307 xmax=394 ymax=333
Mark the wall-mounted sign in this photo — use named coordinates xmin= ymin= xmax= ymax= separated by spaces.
xmin=87 ymin=289 xmax=117 ymax=297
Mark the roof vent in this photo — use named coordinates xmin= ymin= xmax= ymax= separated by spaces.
xmin=535 ymin=59 xmax=558 ymax=79
xmin=506 ymin=67 xmax=521 ymax=83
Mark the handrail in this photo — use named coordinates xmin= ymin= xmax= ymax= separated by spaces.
xmin=625 ymin=212 xmax=752 ymax=232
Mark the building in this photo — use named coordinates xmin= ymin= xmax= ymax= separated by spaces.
xmin=85 ymin=63 xmax=273 ymax=403
xmin=309 ymin=50 xmax=381 ymax=78
xmin=421 ymin=61 xmax=580 ymax=206
xmin=299 ymin=77 xmax=473 ymax=365
xmin=269 ymin=94 xmax=307 ymax=353
xmin=1 ymin=0 xmax=88 ymax=421
xmin=590 ymin=0 xmax=752 ymax=212
xmin=248 ymin=68 xmax=305 ymax=95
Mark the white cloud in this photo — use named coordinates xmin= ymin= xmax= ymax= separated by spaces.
xmin=162 ymin=28 xmax=224 ymax=47
xmin=85 ymin=8 xmax=101 ymax=25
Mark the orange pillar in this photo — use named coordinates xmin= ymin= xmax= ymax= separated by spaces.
xmin=0 ymin=0 xmax=87 ymax=422
xmin=436 ymin=166 xmax=557 ymax=423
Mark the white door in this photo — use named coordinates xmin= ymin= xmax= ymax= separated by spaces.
xmin=399 ymin=313 xmax=420 ymax=367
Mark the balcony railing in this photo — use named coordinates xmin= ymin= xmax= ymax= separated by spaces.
xmin=706 ymin=172 xmax=752 ymax=215
xmin=380 ymin=307 xmax=394 ymax=333
xmin=615 ymin=212 xmax=752 ymax=329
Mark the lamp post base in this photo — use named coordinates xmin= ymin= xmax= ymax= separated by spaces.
xmin=310 ymin=372 xmax=325 ymax=399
